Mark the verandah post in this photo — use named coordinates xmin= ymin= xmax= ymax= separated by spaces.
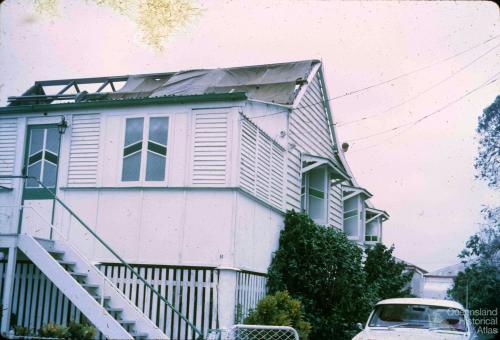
xmin=1 ymin=246 xmax=18 ymax=336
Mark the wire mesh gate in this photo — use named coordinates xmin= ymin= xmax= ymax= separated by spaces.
xmin=206 ymin=324 xmax=299 ymax=340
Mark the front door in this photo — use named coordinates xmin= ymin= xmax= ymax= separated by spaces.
xmin=21 ymin=125 xmax=61 ymax=238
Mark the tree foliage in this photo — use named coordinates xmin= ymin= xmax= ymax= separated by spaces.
xmin=449 ymin=207 xmax=500 ymax=333
xmin=364 ymin=243 xmax=413 ymax=300
xmin=267 ymin=211 xmax=411 ymax=340
xmin=475 ymin=95 xmax=500 ymax=188
xmin=244 ymin=291 xmax=312 ymax=340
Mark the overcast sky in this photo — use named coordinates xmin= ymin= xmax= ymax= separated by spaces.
xmin=0 ymin=0 xmax=499 ymax=271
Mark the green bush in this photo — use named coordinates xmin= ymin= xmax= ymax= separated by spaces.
xmin=66 ymin=321 xmax=96 ymax=340
xmin=13 ymin=325 xmax=30 ymax=336
xmin=38 ymin=322 xmax=68 ymax=338
xmin=364 ymin=243 xmax=413 ymax=300
xmin=244 ymin=291 xmax=311 ymax=339
xmin=37 ymin=321 xmax=96 ymax=339
xmin=268 ymin=211 xmax=372 ymax=339
xmin=268 ymin=211 xmax=410 ymax=340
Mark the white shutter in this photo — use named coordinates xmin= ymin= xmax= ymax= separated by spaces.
xmin=239 ymin=116 xmax=285 ymax=210
xmin=255 ymin=135 xmax=271 ymax=202
xmin=240 ymin=119 xmax=258 ymax=192
xmin=192 ymin=110 xmax=229 ymax=186
xmin=67 ymin=114 xmax=100 ymax=186
xmin=0 ymin=118 xmax=18 ymax=188
xmin=270 ymin=144 xmax=285 ymax=208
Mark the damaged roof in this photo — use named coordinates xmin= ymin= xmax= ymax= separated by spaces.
xmin=6 ymin=60 xmax=320 ymax=108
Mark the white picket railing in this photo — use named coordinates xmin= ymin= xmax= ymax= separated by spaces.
xmin=99 ymin=264 xmax=219 ymax=339
xmin=235 ymin=271 xmax=267 ymax=323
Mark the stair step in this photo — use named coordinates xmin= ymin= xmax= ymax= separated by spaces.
xmin=106 ymin=307 xmax=123 ymax=313
xmin=81 ymin=283 xmax=100 ymax=290
xmin=68 ymin=271 xmax=88 ymax=278
xmin=118 ymin=320 xmax=136 ymax=325
xmin=58 ymin=259 xmax=76 ymax=266
xmin=48 ymin=249 xmax=65 ymax=257
xmin=34 ymin=237 xmax=55 ymax=245
xmin=129 ymin=331 xmax=148 ymax=338
xmin=91 ymin=294 xmax=111 ymax=301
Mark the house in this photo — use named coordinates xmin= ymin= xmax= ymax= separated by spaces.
xmin=423 ymin=263 xmax=465 ymax=300
xmin=397 ymin=258 xmax=428 ymax=297
xmin=0 ymin=60 xmax=388 ymax=339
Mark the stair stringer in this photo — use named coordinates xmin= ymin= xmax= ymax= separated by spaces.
xmin=53 ymin=239 xmax=168 ymax=340
xmin=17 ymin=234 xmax=133 ymax=340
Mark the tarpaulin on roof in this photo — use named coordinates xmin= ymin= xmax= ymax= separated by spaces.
xmin=105 ymin=60 xmax=319 ymax=105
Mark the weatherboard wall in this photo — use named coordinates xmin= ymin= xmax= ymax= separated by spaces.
xmin=0 ymin=101 xmax=285 ymax=273
xmin=287 ymin=71 xmax=344 ymax=229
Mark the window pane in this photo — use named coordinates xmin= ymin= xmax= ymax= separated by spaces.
xmin=145 ymin=152 xmax=166 ymax=181
xmin=148 ymin=117 xmax=169 ymax=146
xmin=29 ymin=129 xmax=44 ymax=155
xmin=309 ymin=167 xmax=325 ymax=192
xmin=344 ymin=217 xmax=358 ymax=237
xmin=309 ymin=196 xmax=325 ymax=221
xmin=42 ymin=161 xmax=57 ymax=187
xmin=26 ymin=162 xmax=41 ymax=187
xmin=124 ymin=118 xmax=144 ymax=146
xmin=46 ymin=127 xmax=60 ymax=153
xmin=122 ymin=152 xmax=141 ymax=181
xmin=307 ymin=167 xmax=326 ymax=222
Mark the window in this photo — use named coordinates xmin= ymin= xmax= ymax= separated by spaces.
xmin=121 ymin=116 xmax=169 ymax=182
xmin=343 ymin=196 xmax=360 ymax=238
xmin=301 ymin=166 xmax=328 ymax=224
xmin=365 ymin=214 xmax=381 ymax=242
xmin=26 ymin=126 xmax=60 ymax=188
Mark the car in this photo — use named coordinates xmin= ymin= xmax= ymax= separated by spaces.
xmin=352 ymin=298 xmax=477 ymax=340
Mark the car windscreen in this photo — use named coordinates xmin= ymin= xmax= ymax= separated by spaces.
xmin=368 ymin=304 xmax=467 ymax=332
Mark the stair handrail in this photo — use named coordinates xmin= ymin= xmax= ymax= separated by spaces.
xmin=16 ymin=205 xmax=163 ymax=329
xmin=0 ymin=175 xmax=204 ymax=339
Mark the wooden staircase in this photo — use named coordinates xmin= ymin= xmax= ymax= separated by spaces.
xmin=17 ymin=234 xmax=168 ymax=340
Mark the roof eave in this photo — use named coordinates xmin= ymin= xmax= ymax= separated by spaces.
xmin=0 ymin=92 xmax=248 ymax=114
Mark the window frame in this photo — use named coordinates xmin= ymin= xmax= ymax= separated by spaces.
xmin=300 ymin=165 xmax=329 ymax=225
xmin=343 ymin=195 xmax=362 ymax=240
xmin=118 ymin=114 xmax=171 ymax=186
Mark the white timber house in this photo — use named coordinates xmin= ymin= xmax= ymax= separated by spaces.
xmin=0 ymin=60 xmax=389 ymax=339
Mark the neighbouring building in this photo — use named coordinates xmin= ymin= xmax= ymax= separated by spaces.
xmin=397 ymin=258 xmax=428 ymax=298
xmin=423 ymin=263 xmax=465 ymax=300
xmin=0 ymin=60 xmax=389 ymax=339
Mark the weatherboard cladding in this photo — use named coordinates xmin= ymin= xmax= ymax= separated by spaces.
xmin=67 ymin=114 xmax=100 ymax=186
xmin=287 ymin=72 xmax=343 ymax=228
xmin=0 ymin=118 xmax=17 ymax=188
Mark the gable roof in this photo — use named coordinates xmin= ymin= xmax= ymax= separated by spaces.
xmin=5 ymin=60 xmax=320 ymax=108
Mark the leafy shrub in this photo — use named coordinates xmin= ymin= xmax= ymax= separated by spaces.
xmin=66 ymin=321 xmax=96 ymax=340
xmin=38 ymin=323 xmax=68 ymax=338
xmin=13 ymin=325 xmax=30 ymax=336
xmin=364 ymin=243 xmax=413 ymax=300
xmin=244 ymin=291 xmax=311 ymax=339
xmin=268 ymin=211 xmax=373 ymax=340
xmin=268 ymin=211 xmax=411 ymax=340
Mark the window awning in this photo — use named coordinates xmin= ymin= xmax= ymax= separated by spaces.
xmin=301 ymin=154 xmax=350 ymax=182
xmin=342 ymin=184 xmax=373 ymax=200
xmin=365 ymin=207 xmax=389 ymax=222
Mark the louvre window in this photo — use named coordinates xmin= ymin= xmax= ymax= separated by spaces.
xmin=121 ymin=116 xmax=169 ymax=182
